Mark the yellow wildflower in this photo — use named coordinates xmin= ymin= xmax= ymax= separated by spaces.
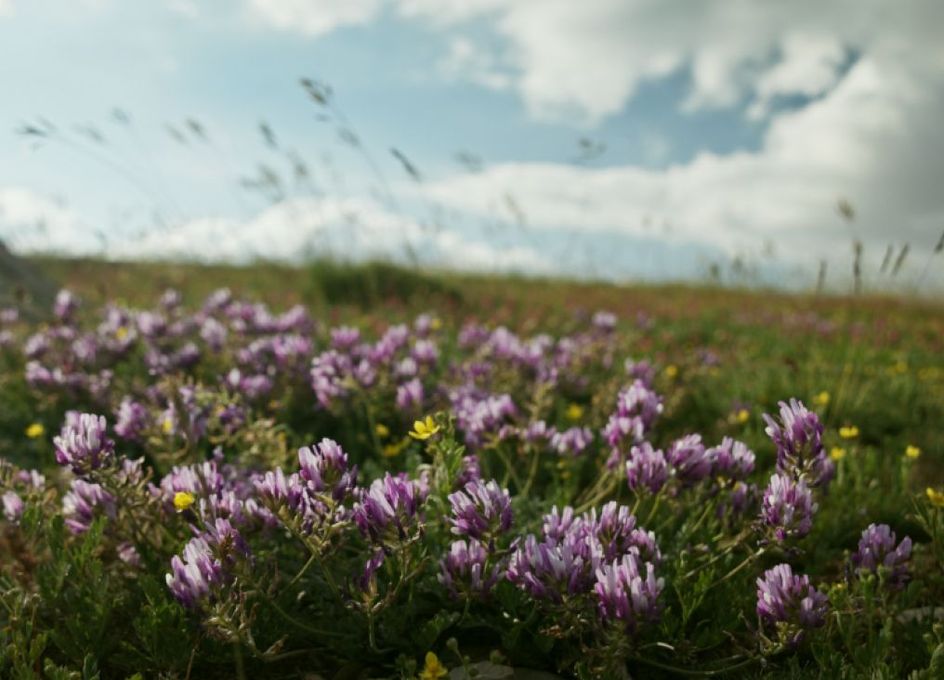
xmin=173 ymin=491 xmax=195 ymax=512
xmin=813 ymin=391 xmax=830 ymax=408
xmin=115 ymin=326 xmax=129 ymax=341
xmin=429 ymin=317 xmax=442 ymax=331
xmin=838 ymin=426 xmax=859 ymax=440
xmin=409 ymin=416 xmax=440 ymax=441
xmin=25 ymin=422 xmax=45 ymax=439
xmin=565 ymin=403 xmax=584 ymax=421
xmin=419 ymin=652 xmax=448 ymax=680
xmin=734 ymin=408 xmax=750 ymax=424
xmin=829 ymin=447 xmax=846 ymax=462
xmin=926 ymin=488 xmax=944 ymax=508
xmin=382 ymin=442 xmax=403 ymax=458
xmin=664 ymin=365 xmax=678 ymax=378
xmin=905 ymin=445 xmax=921 ymax=460
xmin=162 ymin=417 xmax=175 ymax=434
xmin=375 ymin=423 xmax=390 ymax=439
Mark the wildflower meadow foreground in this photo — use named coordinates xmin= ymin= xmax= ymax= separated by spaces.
xmin=1 ymin=283 xmax=942 ymax=679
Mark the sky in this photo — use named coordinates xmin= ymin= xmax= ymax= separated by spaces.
xmin=0 ymin=0 xmax=943 ymax=291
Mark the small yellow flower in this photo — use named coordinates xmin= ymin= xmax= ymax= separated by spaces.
xmin=838 ymin=426 xmax=859 ymax=440
xmin=926 ymin=487 xmax=944 ymax=508
xmin=813 ymin=391 xmax=830 ymax=408
xmin=829 ymin=447 xmax=846 ymax=462
xmin=905 ymin=445 xmax=921 ymax=460
xmin=173 ymin=491 xmax=195 ymax=512
xmin=419 ymin=651 xmax=448 ymax=680
xmin=25 ymin=422 xmax=45 ymax=439
xmin=162 ymin=417 xmax=175 ymax=434
xmin=382 ymin=442 xmax=403 ymax=458
xmin=664 ymin=365 xmax=678 ymax=378
xmin=735 ymin=408 xmax=750 ymax=424
xmin=566 ymin=403 xmax=584 ymax=421
xmin=115 ymin=326 xmax=129 ymax=341
xmin=409 ymin=416 xmax=440 ymax=441
xmin=429 ymin=317 xmax=442 ymax=331
xmin=375 ymin=423 xmax=390 ymax=439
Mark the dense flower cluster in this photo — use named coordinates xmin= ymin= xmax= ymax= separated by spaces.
xmin=850 ymin=523 xmax=913 ymax=589
xmin=761 ymin=473 xmax=817 ymax=542
xmin=756 ymin=563 xmax=829 ymax=645
xmin=763 ymin=399 xmax=833 ymax=487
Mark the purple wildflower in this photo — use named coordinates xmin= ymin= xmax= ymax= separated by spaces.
xmin=666 ymin=434 xmax=712 ymax=484
xmin=594 ymin=553 xmax=663 ymax=629
xmin=761 ymin=473 xmax=817 ymax=542
xmin=396 ymin=378 xmax=424 ymax=411
xmin=448 ymin=479 xmax=513 ymax=541
xmin=626 ymin=442 xmax=669 ymax=494
xmin=763 ymin=399 xmax=832 ymax=486
xmin=352 ymin=474 xmax=426 ymax=543
xmin=851 ymin=523 xmax=912 ymax=588
xmin=710 ymin=437 xmax=756 ymax=479
xmin=53 ymin=412 xmax=115 ymax=474
xmin=552 ymin=426 xmax=593 ymax=457
xmin=297 ymin=438 xmax=357 ymax=502
xmin=63 ymin=480 xmax=115 ymax=534
xmin=114 ymin=397 xmax=150 ymax=441
xmin=2 ymin=491 xmax=24 ymax=522
xmin=439 ymin=539 xmax=502 ymax=598
xmin=756 ymin=563 xmax=828 ymax=645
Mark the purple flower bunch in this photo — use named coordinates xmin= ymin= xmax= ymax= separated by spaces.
xmin=666 ymin=434 xmax=713 ymax=485
xmin=63 ymin=479 xmax=116 ymax=534
xmin=756 ymin=563 xmax=828 ymax=645
xmin=761 ymin=473 xmax=817 ymax=542
xmin=709 ymin=436 xmax=756 ymax=479
xmin=53 ymin=412 xmax=115 ymax=474
xmin=352 ymin=473 xmax=428 ymax=544
xmin=603 ymin=380 xmax=663 ymax=467
xmin=508 ymin=502 xmax=661 ymax=627
xmin=625 ymin=442 xmax=669 ymax=493
xmin=448 ymin=479 xmax=513 ymax=543
xmin=594 ymin=553 xmax=664 ymax=629
xmin=166 ymin=518 xmax=249 ymax=608
xmin=298 ymin=438 xmax=358 ymax=502
xmin=438 ymin=538 xmax=502 ymax=599
xmin=850 ymin=523 xmax=912 ymax=589
xmin=763 ymin=399 xmax=833 ymax=487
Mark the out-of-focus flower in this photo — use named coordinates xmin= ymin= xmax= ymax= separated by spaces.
xmin=409 ymin=415 xmax=440 ymax=440
xmin=710 ymin=437 xmax=755 ymax=479
xmin=830 ymin=447 xmax=846 ymax=462
xmin=2 ymin=491 xmax=24 ymax=522
xmin=839 ymin=426 xmax=859 ymax=440
xmin=174 ymin=491 xmax=196 ymax=513
xmin=114 ymin=397 xmax=149 ymax=441
xmin=664 ymin=365 xmax=678 ymax=378
xmin=566 ymin=403 xmax=584 ymax=421
xmin=813 ymin=391 xmax=830 ymax=408
xmin=734 ymin=408 xmax=750 ymax=424
xmin=54 ymin=289 xmax=79 ymax=321
xmin=375 ymin=423 xmax=390 ymax=439
xmin=552 ymin=426 xmax=593 ymax=457
xmin=25 ymin=422 xmax=45 ymax=439
xmin=396 ymin=378 xmax=424 ymax=411
xmin=756 ymin=563 xmax=828 ymax=645
xmin=850 ymin=523 xmax=912 ymax=589
xmin=667 ymin=434 xmax=712 ymax=484
xmin=63 ymin=480 xmax=115 ymax=534
xmin=904 ymin=445 xmax=921 ymax=460
xmin=626 ymin=442 xmax=668 ymax=494
xmin=927 ymin=487 xmax=944 ymax=507
xmin=761 ymin=473 xmax=817 ymax=542
xmin=53 ymin=413 xmax=115 ymax=474
xmin=419 ymin=652 xmax=448 ymax=680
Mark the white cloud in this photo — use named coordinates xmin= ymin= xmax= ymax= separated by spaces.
xmin=246 ymin=0 xmax=384 ymax=37
xmin=440 ymin=37 xmax=511 ymax=91
xmin=0 ymin=191 xmax=551 ymax=274
xmin=418 ymin=47 xmax=944 ymax=271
